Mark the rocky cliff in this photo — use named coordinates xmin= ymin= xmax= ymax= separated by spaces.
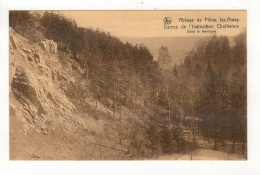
xmin=9 ymin=27 xmax=145 ymax=160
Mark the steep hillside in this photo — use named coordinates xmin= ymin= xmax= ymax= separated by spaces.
xmin=9 ymin=27 xmax=151 ymax=160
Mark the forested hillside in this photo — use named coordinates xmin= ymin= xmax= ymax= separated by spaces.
xmin=9 ymin=11 xmax=246 ymax=160
xmin=157 ymin=34 xmax=247 ymax=154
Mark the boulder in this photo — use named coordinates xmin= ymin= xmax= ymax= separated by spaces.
xmin=52 ymin=70 xmax=57 ymax=80
xmin=39 ymin=39 xmax=58 ymax=54
xmin=39 ymin=41 xmax=47 ymax=52
xmin=38 ymin=64 xmax=49 ymax=76
xmin=57 ymin=71 xmax=62 ymax=81
xmin=27 ymin=55 xmax=34 ymax=62
xmin=50 ymin=40 xmax=58 ymax=54
xmin=72 ymin=64 xmax=84 ymax=73
xmin=39 ymin=114 xmax=46 ymax=122
xmin=33 ymin=53 xmax=41 ymax=64
xmin=22 ymin=48 xmax=31 ymax=54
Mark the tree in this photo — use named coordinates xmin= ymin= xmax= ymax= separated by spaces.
xmin=9 ymin=11 xmax=42 ymax=42
xmin=229 ymin=67 xmax=247 ymax=153
xmin=218 ymin=36 xmax=231 ymax=72
xmin=158 ymin=46 xmax=172 ymax=71
xmin=232 ymin=32 xmax=247 ymax=67
xmin=159 ymin=124 xmax=172 ymax=153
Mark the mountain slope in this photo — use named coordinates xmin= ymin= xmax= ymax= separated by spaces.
xmin=9 ymin=27 xmax=151 ymax=160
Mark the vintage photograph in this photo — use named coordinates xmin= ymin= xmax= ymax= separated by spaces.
xmin=9 ymin=10 xmax=247 ymax=160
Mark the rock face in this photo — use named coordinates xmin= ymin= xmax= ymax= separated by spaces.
xmin=9 ymin=27 xmax=79 ymax=136
xmin=39 ymin=39 xmax=58 ymax=54
xmin=33 ymin=53 xmax=41 ymax=63
xmin=22 ymin=48 xmax=31 ymax=54
xmin=9 ymin=27 xmax=149 ymax=160
xmin=11 ymin=67 xmax=75 ymax=127
xmin=9 ymin=27 xmax=20 ymax=50
xmin=9 ymin=27 xmax=116 ymax=160
xmin=12 ymin=68 xmax=48 ymax=116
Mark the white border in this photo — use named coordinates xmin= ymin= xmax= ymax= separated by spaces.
xmin=1 ymin=0 xmax=260 ymax=175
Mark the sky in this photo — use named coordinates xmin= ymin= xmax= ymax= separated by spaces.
xmin=60 ymin=11 xmax=247 ymax=38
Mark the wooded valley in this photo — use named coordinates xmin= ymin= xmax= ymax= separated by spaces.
xmin=9 ymin=11 xmax=247 ymax=160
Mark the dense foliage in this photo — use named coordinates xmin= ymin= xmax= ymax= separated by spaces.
xmin=157 ymin=34 xmax=247 ymax=153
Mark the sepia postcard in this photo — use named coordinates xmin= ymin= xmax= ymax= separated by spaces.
xmin=9 ymin=10 xmax=247 ymax=160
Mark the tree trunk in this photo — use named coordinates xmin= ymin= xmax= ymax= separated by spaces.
xmin=119 ymin=105 xmax=122 ymax=122
xmin=113 ymin=82 xmax=116 ymax=120
xmin=133 ymin=85 xmax=137 ymax=118
xmin=231 ymin=140 xmax=235 ymax=153
xmin=95 ymin=75 xmax=98 ymax=108
xmin=168 ymin=101 xmax=171 ymax=122
xmin=214 ymin=136 xmax=217 ymax=150
xmin=99 ymin=134 xmax=102 ymax=160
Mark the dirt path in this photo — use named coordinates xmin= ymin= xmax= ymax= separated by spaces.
xmin=156 ymin=149 xmax=246 ymax=160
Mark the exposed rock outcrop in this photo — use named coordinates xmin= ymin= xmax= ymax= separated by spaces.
xmin=9 ymin=27 xmax=20 ymax=50
xmin=39 ymin=39 xmax=58 ymax=54
xmin=12 ymin=68 xmax=48 ymax=116
xmin=9 ymin=28 xmax=81 ymax=136
xmin=22 ymin=48 xmax=31 ymax=54
xmin=33 ymin=53 xmax=41 ymax=63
